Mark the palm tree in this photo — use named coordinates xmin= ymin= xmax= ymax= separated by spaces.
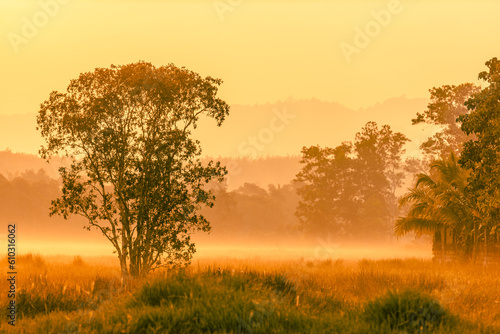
xmin=395 ymin=153 xmax=479 ymax=258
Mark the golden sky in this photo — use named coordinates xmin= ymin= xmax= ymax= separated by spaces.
xmin=0 ymin=0 xmax=499 ymax=163
xmin=1 ymin=0 xmax=499 ymax=116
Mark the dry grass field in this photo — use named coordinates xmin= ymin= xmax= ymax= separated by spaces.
xmin=1 ymin=253 xmax=499 ymax=333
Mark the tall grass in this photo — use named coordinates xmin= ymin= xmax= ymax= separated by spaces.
xmin=1 ymin=255 xmax=499 ymax=333
xmin=0 ymin=253 xmax=121 ymax=319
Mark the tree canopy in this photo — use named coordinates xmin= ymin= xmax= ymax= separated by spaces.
xmin=395 ymin=153 xmax=477 ymax=242
xmin=412 ymin=83 xmax=480 ymax=159
xmin=37 ymin=61 xmax=229 ymax=279
xmin=294 ymin=122 xmax=409 ymax=239
xmin=398 ymin=57 xmax=500 ymax=258
xmin=459 ymin=57 xmax=500 ymax=241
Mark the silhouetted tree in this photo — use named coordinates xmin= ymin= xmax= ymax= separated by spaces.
xmin=0 ymin=170 xmax=62 ymax=235
xmin=353 ymin=122 xmax=410 ymax=235
xmin=412 ymin=83 xmax=480 ymax=159
xmin=37 ymin=62 xmax=229 ymax=280
xmin=396 ymin=153 xmax=478 ymax=256
xmin=295 ymin=122 xmax=408 ymax=239
xmin=459 ymin=57 xmax=500 ymax=246
xmin=200 ymin=182 xmax=300 ymax=241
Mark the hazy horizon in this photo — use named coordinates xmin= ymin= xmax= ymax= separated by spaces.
xmin=0 ymin=96 xmax=434 ymax=157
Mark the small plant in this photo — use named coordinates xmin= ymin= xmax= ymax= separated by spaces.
xmin=364 ymin=289 xmax=450 ymax=333
xmin=72 ymin=255 xmax=85 ymax=266
xmin=18 ymin=253 xmax=46 ymax=268
xmin=263 ymin=273 xmax=296 ymax=296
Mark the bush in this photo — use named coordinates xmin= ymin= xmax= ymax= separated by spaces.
xmin=18 ymin=253 xmax=46 ymax=269
xmin=263 ymin=273 xmax=297 ymax=296
xmin=14 ymin=275 xmax=120 ymax=318
xmin=364 ymin=289 xmax=451 ymax=333
xmin=72 ymin=256 xmax=85 ymax=266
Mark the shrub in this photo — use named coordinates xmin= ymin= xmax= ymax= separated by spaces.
xmin=263 ymin=273 xmax=297 ymax=297
xmin=364 ymin=289 xmax=452 ymax=333
xmin=18 ymin=253 xmax=46 ymax=269
xmin=72 ymin=256 xmax=85 ymax=266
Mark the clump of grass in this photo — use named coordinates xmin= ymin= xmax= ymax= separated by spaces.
xmin=263 ymin=273 xmax=297 ymax=296
xmin=15 ymin=274 xmax=121 ymax=318
xmin=92 ymin=276 xmax=121 ymax=301
xmin=364 ymin=289 xmax=453 ymax=333
xmin=16 ymin=288 xmax=90 ymax=318
xmin=0 ymin=254 xmax=122 ymax=319
xmin=18 ymin=253 xmax=46 ymax=269
xmin=125 ymin=269 xmax=315 ymax=333
xmin=2 ymin=258 xmax=499 ymax=333
xmin=72 ymin=255 xmax=85 ymax=266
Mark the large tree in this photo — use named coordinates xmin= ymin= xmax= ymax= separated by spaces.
xmin=459 ymin=57 xmax=500 ymax=244
xmin=37 ymin=62 xmax=229 ymax=280
xmin=354 ymin=122 xmax=410 ymax=234
xmin=412 ymin=83 xmax=480 ymax=159
xmin=295 ymin=122 xmax=408 ymax=239
xmin=295 ymin=143 xmax=356 ymax=236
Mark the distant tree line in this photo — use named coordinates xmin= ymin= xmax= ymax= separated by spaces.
xmin=293 ymin=122 xmax=411 ymax=240
xmin=0 ymin=169 xmax=91 ymax=238
xmin=295 ymin=57 xmax=500 ymax=258
xmin=5 ymin=57 xmax=499 ymax=276
xmin=200 ymin=182 xmax=301 ymax=242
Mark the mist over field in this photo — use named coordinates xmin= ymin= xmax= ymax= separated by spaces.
xmin=0 ymin=98 xmax=435 ymax=260
xmin=0 ymin=147 xmax=432 ymax=259
xmin=0 ymin=97 xmax=431 ymax=158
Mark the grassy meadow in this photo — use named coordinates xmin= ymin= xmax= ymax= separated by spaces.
xmin=1 ymin=253 xmax=500 ymax=333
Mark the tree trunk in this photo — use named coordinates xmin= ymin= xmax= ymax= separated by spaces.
xmin=473 ymin=222 xmax=478 ymax=263
xmin=441 ymin=227 xmax=445 ymax=253
xmin=119 ymin=254 xmax=130 ymax=287
xmin=484 ymin=226 xmax=488 ymax=264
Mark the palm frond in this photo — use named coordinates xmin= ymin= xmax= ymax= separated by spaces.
xmin=394 ymin=217 xmax=441 ymax=236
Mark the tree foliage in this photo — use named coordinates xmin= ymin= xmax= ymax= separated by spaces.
xmin=37 ymin=62 xmax=229 ymax=279
xmin=395 ymin=153 xmax=477 ymax=248
xmin=413 ymin=83 xmax=480 ymax=159
xmin=399 ymin=57 xmax=500 ymax=255
xmin=295 ymin=122 xmax=409 ymax=239
xmin=459 ymin=57 xmax=500 ymax=240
